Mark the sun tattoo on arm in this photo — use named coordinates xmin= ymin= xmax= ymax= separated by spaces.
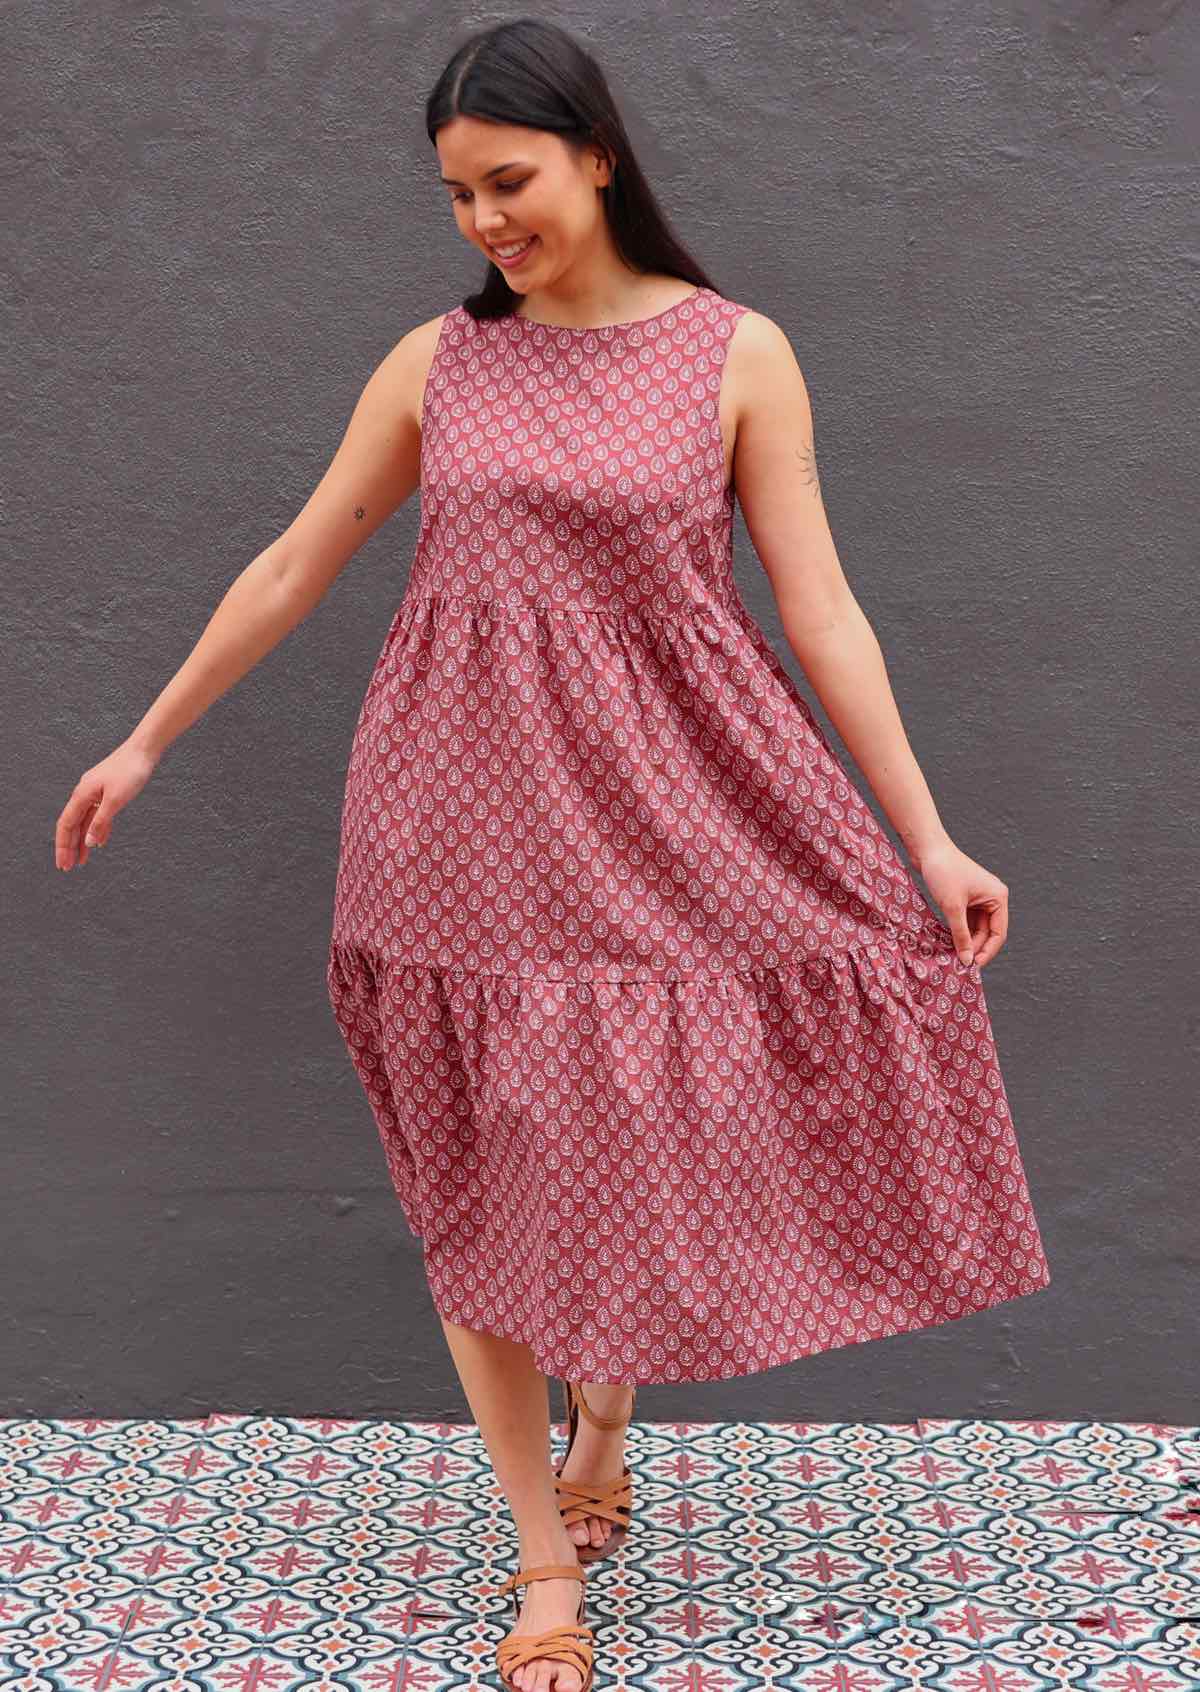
xmin=353 ymin=505 xmax=365 ymax=520
xmin=795 ymin=441 xmax=823 ymax=503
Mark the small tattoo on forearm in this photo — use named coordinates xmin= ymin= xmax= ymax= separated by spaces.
xmin=795 ymin=443 xmax=822 ymax=498
xmin=353 ymin=505 xmax=365 ymax=520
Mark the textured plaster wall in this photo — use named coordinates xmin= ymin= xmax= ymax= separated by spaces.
xmin=7 ymin=2 xmax=1196 ymax=1419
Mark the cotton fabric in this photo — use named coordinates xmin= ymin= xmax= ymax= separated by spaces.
xmin=326 ymin=286 xmax=1052 ymax=1384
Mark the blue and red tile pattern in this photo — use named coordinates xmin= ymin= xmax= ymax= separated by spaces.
xmin=2 ymin=1414 xmax=1198 ymax=1688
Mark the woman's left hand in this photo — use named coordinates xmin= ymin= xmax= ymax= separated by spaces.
xmin=915 ymin=837 xmax=1009 ymax=968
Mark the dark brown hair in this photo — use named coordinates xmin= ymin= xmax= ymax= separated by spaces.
xmin=425 ymin=17 xmax=720 ymax=320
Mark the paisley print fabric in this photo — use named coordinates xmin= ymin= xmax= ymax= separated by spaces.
xmin=326 ymin=286 xmax=1052 ymax=1384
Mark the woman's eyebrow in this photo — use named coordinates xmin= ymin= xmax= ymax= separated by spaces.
xmin=439 ymin=160 xmax=529 ymax=185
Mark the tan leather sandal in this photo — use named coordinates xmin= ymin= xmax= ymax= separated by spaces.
xmin=489 ymin=1560 xmax=593 ymax=1692
xmin=553 ymin=1379 xmax=636 ymax=1564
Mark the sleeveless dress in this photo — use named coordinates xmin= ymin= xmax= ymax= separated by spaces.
xmin=326 ymin=285 xmax=1052 ymax=1385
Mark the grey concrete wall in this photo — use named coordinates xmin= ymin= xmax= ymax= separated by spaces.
xmin=8 ymin=2 xmax=1196 ymax=1421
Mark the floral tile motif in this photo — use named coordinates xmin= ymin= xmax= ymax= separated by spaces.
xmin=1 ymin=1414 xmax=1197 ymax=1689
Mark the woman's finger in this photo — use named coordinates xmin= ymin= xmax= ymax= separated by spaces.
xmin=77 ymin=798 xmax=98 ymax=866
xmin=59 ymin=789 xmax=100 ymax=869
xmin=948 ymin=909 xmax=974 ymax=966
xmin=972 ymin=898 xmax=1007 ymax=968
xmin=55 ymin=790 xmax=90 ymax=867
xmin=55 ymin=803 xmax=76 ymax=868
xmin=84 ymin=797 xmax=106 ymax=850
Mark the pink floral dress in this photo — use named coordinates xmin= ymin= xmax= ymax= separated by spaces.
xmin=326 ymin=286 xmax=1052 ymax=1384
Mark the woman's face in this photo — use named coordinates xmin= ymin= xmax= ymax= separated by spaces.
xmin=435 ymin=116 xmax=614 ymax=292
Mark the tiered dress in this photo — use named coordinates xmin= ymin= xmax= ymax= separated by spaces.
xmin=326 ymin=284 xmax=1052 ymax=1385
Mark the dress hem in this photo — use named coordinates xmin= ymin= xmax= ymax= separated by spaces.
xmin=427 ymin=1266 xmax=1054 ymax=1386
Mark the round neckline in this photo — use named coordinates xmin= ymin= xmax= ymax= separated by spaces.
xmin=508 ymin=285 xmax=705 ymax=333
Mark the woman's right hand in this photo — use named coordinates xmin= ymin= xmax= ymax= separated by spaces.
xmin=54 ymin=740 xmax=162 ymax=871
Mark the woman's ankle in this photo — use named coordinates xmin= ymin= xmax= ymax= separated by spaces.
xmin=517 ymin=1524 xmax=583 ymax=1568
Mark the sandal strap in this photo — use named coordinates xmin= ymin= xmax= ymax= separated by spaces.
xmin=489 ymin=1561 xmax=586 ymax=1597
xmin=555 ymin=1468 xmax=633 ymax=1527
xmin=570 ymin=1380 xmax=636 ymax=1431
xmin=496 ymin=1622 xmax=593 ymax=1677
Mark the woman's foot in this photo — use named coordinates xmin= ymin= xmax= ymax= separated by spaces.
xmin=557 ymin=1381 xmax=635 ymax=1553
xmin=506 ymin=1534 xmax=588 ymax=1692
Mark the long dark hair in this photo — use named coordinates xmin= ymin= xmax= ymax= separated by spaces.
xmin=425 ymin=17 xmax=721 ymax=321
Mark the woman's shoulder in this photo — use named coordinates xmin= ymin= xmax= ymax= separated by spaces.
xmin=364 ymin=314 xmax=457 ymax=438
xmin=723 ymin=302 xmax=799 ymax=387
xmin=720 ymin=304 xmax=805 ymax=443
xmin=722 ymin=299 xmax=788 ymax=349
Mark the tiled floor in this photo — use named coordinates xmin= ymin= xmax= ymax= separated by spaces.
xmin=1 ymin=1415 xmax=1198 ymax=1689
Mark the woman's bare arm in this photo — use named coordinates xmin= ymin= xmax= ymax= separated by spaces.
xmin=727 ymin=313 xmax=1010 ymax=966
xmin=125 ymin=315 xmax=443 ymax=759
xmin=54 ymin=315 xmax=443 ymax=869
xmin=728 ymin=311 xmax=951 ymax=871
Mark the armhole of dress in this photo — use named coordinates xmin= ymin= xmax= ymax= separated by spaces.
xmin=418 ymin=308 xmax=460 ymax=447
xmin=715 ymin=301 xmax=753 ymax=501
xmin=416 ymin=306 xmax=463 ymax=483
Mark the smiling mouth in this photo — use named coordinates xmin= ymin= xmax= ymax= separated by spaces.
xmin=488 ymin=235 xmax=537 ymax=257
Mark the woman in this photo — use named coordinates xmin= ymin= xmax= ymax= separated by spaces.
xmin=55 ymin=18 xmax=1052 ymax=1692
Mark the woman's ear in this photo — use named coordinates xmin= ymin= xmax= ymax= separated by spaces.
xmin=592 ymin=143 xmax=616 ymax=188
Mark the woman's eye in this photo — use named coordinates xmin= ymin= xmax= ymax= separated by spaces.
xmin=451 ymin=180 xmax=525 ymax=202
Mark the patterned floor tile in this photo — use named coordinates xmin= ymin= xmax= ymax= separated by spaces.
xmin=1 ymin=1414 xmax=1197 ymax=1689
